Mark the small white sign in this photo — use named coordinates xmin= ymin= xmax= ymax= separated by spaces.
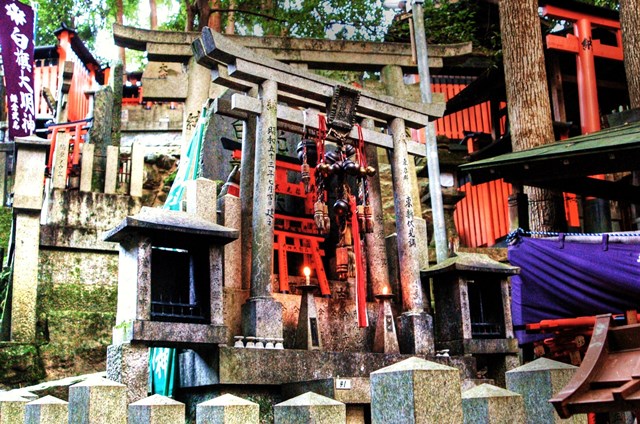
xmin=336 ymin=379 xmax=352 ymax=390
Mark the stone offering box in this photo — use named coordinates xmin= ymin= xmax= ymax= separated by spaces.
xmin=104 ymin=207 xmax=238 ymax=346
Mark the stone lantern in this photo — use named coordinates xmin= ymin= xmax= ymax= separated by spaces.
xmin=421 ymin=252 xmax=520 ymax=384
xmin=104 ymin=206 xmax=238 ymax=345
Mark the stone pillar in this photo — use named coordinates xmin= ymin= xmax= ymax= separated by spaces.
xmin=219 ymin=194 xmax=242 ymax=290
xmin=186 ymin=177 xmax=218 ymax=222
xmin=0 ymin=392 xmax=29 ymax=424
xmin=128 ymin=394 xmax=185 ymax=424
xmin=242 ymin=79 xmax=283 ymax=340
xmin=382 ymin=66 xmax=422 ymax=218
xmin=129 ymin=142 xmax=145 ymax=197
xmin=11 ymin=136 xmax=49 ymax=342
xmin=196 ymin=394 xmax=259 ymax=424
xmin=382 ymin=67 xmax=431 ymax=269
xmin=182 ymin=57 xmax=211 ymax=159
xmin=90 ymin=86 xmax=114 ymax=191
xmin=79 ymin=143 xmax=94 ymax=193
xmin=106 ymin=342 xmax=150 ymax=404
xmin=389 ymin=118 xmax=434 ymax=355
xmin=361 ymin=118 xmax=390 ymax=297
xmin=505 ymin=358 xmax=587 ymax=424
xmin=461 ymin=384 xmax=525 ymax=424
xmin=68 ymin=376 xmax=127 ymax=424
xmin=110 ymin=60 xmax=124 ymax=147
xmin=25 ymin=395 xmax=68 ymax=424
xmin=274 ymin=392 xmax=346 ymax=424
xmin=370 ymin=357 xmax=463 ymax=424
xmin=240 ymin=90 xmax=258 ymax=290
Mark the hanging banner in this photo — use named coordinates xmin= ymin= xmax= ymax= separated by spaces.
xmin=508 ymin=235 xmax=640 ymax=344
xmin=0 ymin=0 xmax=35 ymax=140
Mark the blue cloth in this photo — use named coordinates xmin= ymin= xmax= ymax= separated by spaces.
xmin=508 ymin=236 xmax=640 ymax=343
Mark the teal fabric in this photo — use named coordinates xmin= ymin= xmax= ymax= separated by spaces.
xmin=163 ymin=105 xmax=208 ymax=211
xmin=149 ymin=104 xmax=209 ymax=397
xmin=149 ymin=347 xmax=177 ymax=397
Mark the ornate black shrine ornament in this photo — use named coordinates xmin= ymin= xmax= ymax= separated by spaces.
xmin=326 ymin=85 xmax=361 ymax=141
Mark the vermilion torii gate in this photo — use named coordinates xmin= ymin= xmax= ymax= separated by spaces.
xmin=192 ymin=27 xmax=446 ymax=354
xmin=542 ymin=4 xmax=623 ymax=135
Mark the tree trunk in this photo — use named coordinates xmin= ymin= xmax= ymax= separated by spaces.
xmin=620 ymin=0 xmax=640 ymax=109
xmin=208 ymin=0 xmax=222 ymax=32
xmin=149 ymin=0 xmax=158 ymax=29
xmin=619 ymin=0 xmax=640 ymax=229
xmin=499 ymin=0 xmax=564 ymax=232
xmin=225 ymin=0 xmax=236 ymax=34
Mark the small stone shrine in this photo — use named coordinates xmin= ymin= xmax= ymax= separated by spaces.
xmin=104 ymin=206 xmax=238 ymax=345
xmin=421 ymin=252 xmax=520 ymax=384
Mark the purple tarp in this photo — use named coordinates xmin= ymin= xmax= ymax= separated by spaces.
xmin=508 ymin=236 xmax=640 ymax=343
xmin=0 ymin=0 xmax=35 ymax=140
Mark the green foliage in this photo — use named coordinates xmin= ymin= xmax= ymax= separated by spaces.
xmin=0 ymin=208 xmax=11 ymax=258
xmin=198 ymin=0 xmax=386 ymax=41
xmin=24 ymin=0 xmax=138 ymax=49
xmin=386 ymin=0 xmax=480 ymax=45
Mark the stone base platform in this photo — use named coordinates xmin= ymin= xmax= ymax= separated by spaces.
xmin=216 ymin=346 xmax=476 ymax=385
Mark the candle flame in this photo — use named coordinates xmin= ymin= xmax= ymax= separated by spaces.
xmin=382 ymin=286 xmax=388 ymax=295
xmin=303 ymin=267 xmax=311 ymax=277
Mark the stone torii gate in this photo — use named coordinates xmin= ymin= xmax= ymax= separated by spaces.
xmin=192 ymin=28 xmax=446 ymax=354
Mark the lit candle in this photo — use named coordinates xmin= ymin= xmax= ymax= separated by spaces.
xmin=303 ymin=266 xmax=311 ymax=285
xmin=382 ymin=286 xmax=388 ymax=295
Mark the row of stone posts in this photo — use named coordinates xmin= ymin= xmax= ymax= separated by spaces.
xmin=0 ymin=356 xmax=587 ymax=423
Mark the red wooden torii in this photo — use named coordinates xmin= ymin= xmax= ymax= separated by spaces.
xmin=541 ymin=4 xmax=623 ymax=135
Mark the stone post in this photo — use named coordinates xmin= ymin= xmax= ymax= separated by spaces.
xmin=80 ymin=143 xmax=94 ymax=192
xmin=0 ymin=392 xmax=29 ymax=424
xmin=128 ymin=394 xmax=185 ymax=424
xmin=106 ymin=342 xmax=150 ymax=404
xmin=242 ymin=79 xmax=283 ymax=340
xmin=372 ymin=293 xmax=400 ymax=354
xmin=505 ymin=358 xmax=587 ymax=424
xmin=240 ymin=89 xmax=258 ymax=291
xmin=294 ymin=284 xmax=322 ymax=350
xmin=51 ymin=132 xmax=70 ymax=189
xmin=274 ymin=392 xmax=346 ymax=424
xmin=361 ymin=118 xmax=390 ymax=297
xmin=461 ymin=384 xmax=525 ymax=424
xmin=196 ymin=393 xmax=259 ymax=424
xmin=104 ymin=145 xmax=119 ymax=194
xmin=25 ymin=395 xmax=68 ymax=424
xmin=0 ymin=143 xmax=12 ymax=206
xmin=186 ymin=177 xmax=218 ymax=222
xmin=181 ymin=57 xmax=211 ymax=159
xmin=389 ymin=118 xmax=434 ymax=355
xmin=68 ymin=376 xmax=127 ymax=424
xmin=219 ymin=194 xmax=242 ymax=290
xmin=370 ymin=357 xmax=462 ymax=424
xmin=129 ymin=141 xmax=145 ymax=197
xmin=11 ymin=136 xmax=49 ymax=342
